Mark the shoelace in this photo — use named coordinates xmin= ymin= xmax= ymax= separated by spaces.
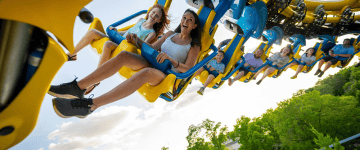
xmin=70 ymin=99 xmax=91 ymax=109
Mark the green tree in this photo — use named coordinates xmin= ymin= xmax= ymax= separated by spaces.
xmin=186 ymin=119 xmax=229 ymax=150
xmin=311 ymin=126 xmax=344 ymax=150
xmin=273 ymin=90 xmax=360 ymax=149
xmin=230 ymin=116 xmax=275 ymax=150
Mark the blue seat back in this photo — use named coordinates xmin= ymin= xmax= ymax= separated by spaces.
xmin=221 ymin=34 xmax=242 ymax=66
xmin=289 ymin=34 xmax=306 ymax=48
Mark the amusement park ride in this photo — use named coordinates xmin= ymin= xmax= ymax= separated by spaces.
xmin=0 ymin=0 xmax=360 ymax=149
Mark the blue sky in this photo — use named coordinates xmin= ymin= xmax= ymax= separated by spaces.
xmin=9 ymin=0 xmax=358 ymax=150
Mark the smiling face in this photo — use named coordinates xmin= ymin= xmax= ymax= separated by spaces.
xmin=282 ymin=47 xmax=290 ymax=55
xmin=215 ymin=52 xmax=224 ymax=62
xmin=180 ymin=12 xmax=198 ymax=34
xmin=254 ymin=49 xmax=264 ymax=58
xmin=147 ymin=7 xmax=162 ymax=24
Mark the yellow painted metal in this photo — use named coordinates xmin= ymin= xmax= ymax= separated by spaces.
xmin=299 ymin=0 xmax=359 ymax=11
xmin=280 ymin=7 xmax=295 ymax=18
xmin=331 ymin=38 xmax=359 ymax=68
xmin=89 ymin=1 xmax=220 ymax=101
xmin=196 ymin=35 xmax=245 ymax=88
xmin=267 ymin=44 xmax=300 ymax=77
xmin=0 ymin=37 xmax=67 ymax=150
xmin=88 ymin=0 xmax=174 ymax=102
xmin=302 ymin=12 xmax=316 ymax=23
xmin=0 ymin=0 xmax=92 ymax=53
xmin=236 ymin=42 xmax=272 ymax=82
xmin=290 ymin=43 xmax=324 ymax=73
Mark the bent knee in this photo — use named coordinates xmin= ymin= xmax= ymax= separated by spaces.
xmin=103 ymin=41 xmax=117 ymax=52
xmin=139 ymin=68 xmax=166 ymax=84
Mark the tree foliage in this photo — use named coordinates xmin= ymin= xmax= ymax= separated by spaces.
xmin=186 ymin=119 xmax=229 ymax=150
xmin=186 ymin=66 xmax=360 ymax=149
xmin=311 ymin=126 xmax=344 ymax=150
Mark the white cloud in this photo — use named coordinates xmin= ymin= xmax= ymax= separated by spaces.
xmin=46 ymin=1 xmax=360 ymax=150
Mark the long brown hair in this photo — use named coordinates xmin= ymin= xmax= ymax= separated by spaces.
xmin=146 ymin=4 xmax=170 ymax=36
xmin=174 ymin=9 xmax=202 ymax=49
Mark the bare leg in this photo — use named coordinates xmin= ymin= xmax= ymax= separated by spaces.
xmin=203 ymin=75 xmax=215 ymax=88
xmin=259 ymin=67 xmax=276 ymax=81
xmin=322 ymin=61 xmax=333 ymax=73
xmin=285 ymin=62 xmax=295 ymax=70
xmin=77 ymin=51 xmax=151 ymax=90
xmin=228 ymin=71 xmax=244 ymax=86
xmin=194 ymin=67 xmax=205 ymax=77
xmin=69 ymin=29 xmax=107 ymax=57
xmin=317 ymin=59 xmax=325 ymax=70
xmin=254 ymin=66 xmax=268 ymax=79
xmin=91 ymin=68 xmax=166 ymax=110
xmin=293 ymin=65 xmax=304 ymax=77
xmin=98 ymin=41 xmax=118 ymax=67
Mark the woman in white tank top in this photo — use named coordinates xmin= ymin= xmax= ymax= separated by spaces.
xmin=48 ymin=9 xmax=203 ymax=118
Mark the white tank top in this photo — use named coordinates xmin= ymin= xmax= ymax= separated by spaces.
xmin=161 ymin=33 xmax=191 ymax=72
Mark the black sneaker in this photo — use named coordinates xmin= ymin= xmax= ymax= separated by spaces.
xmin=314 ymin=69 xmax=322 ymax=75
xmin=48 ymin=79 xmax=86 ymax=99
xmin=52 ymin=97 xmax=93 ymax=118
xmin=318 ymin=71 xmax=324 ymax=78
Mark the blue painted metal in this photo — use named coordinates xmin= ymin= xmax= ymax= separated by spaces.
xmin=230 ymin=0 xmax=246 ymax=20
xmin=237 ymin=6 xmax=259 ymax=41
xmin=198 ymin=6 xmax=212 ymax=29
xmin=289 ymin=34 xmax=306 ymax=48
xmin=293 ymin=42 xmax=325 ymax=67
xmin=106 ymin=10 xmax=148 ymax=44
xmin=271 ymin=26 xmax=284 ymax=45
xmin=166 ymin=44 xmax=219 ymax=79
xmin=319 ymin=35 xmax=336 ymax=54
xmin=157 ymin=0 xmax=167 ymax=6
xmin=259 ymin=43 xmax=266 ymax=50
xmin=350 ymin=38 xmax=355 ymax=45
xmin=318 ymin=35 xmax=336 ymax=43
xmin=222 ymin=56 xmax=246 ymax=80
xmin=221 ymin=57 xmax=271 ymax=80
xmin=328 ymin=133 xmax=360 ymax=148
xmin=237 ymin=1 xmax=267 ymax=41
xmin=249 ymin=1 xmax=267 ymax=39
xmin=160 ymin=94 xmax=172 ymax=102
xmin=212 ymin=0 xmax=235 ymax=27
xmin=221 ymin=35 xmax=242 ymax=66
xmin=141 ymin=43 xmax=172 ymax=73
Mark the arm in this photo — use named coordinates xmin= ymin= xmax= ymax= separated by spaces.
xmin=335 ymin=53 xmax=352 ymax=57
xmin=157 ymin=45 xmax=200 ymax=73
xmin=144 ymin=32 xmax=156 ymax=44
xmin=217 ymin=39 xmax=231 ymax=50
xmin=128 ymin=31 xmax=173 ymax=50
xmin=109 ymin=26 xmax=127 ymax=36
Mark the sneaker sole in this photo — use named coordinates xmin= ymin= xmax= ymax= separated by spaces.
xmin=52 ymin=99 xmax=71 ymax=118
xmin=48 ymin=91 xmax=80 ymax=99
xmin=52 ymin=99 xmax=89 ymax=119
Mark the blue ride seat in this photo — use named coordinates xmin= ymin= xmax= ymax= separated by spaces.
xmin=223 ymin=26 xmax=284 ymax=83
xmin=196 ymin=1 xmax=268 ymax=88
